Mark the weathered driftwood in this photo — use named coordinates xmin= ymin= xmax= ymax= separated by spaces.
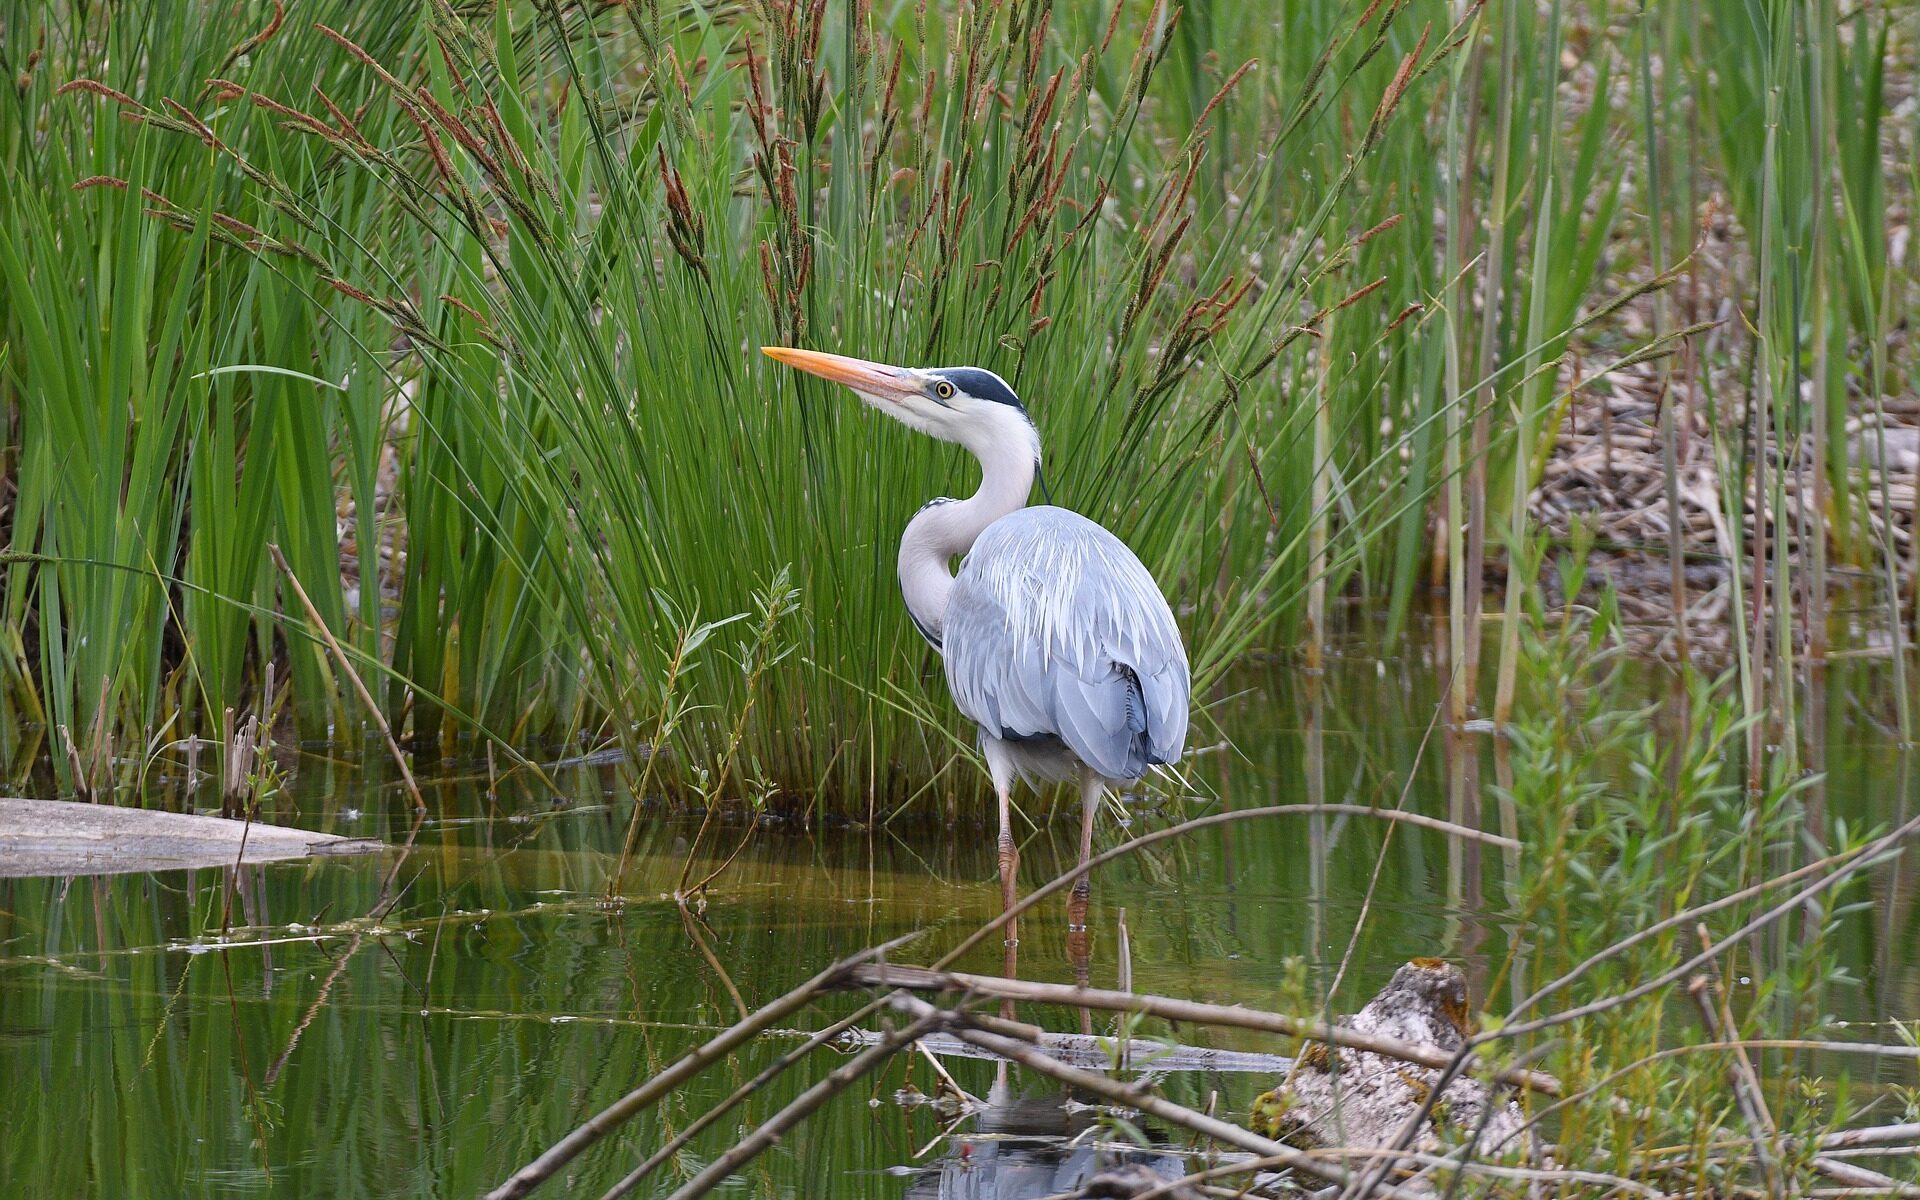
xmin=0 ymin=797 xmax=380 ymax=877
xmin=1248 ymin=959 xmax=1526 ymax=1159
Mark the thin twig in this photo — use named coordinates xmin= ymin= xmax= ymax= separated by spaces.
xmin=1350 ymin=804 xmax=1920 ymax=1197
xmin=485 ymin=934 xmax=921 ymax=1200
xmin=263 ymin=934 xmax=365 ymax=1086
xmin=1510 ymin=836 xmax=1893 ymax=1019
xmin=679 ymin=903 xmax=749 ymax=1022
xmin=1688 ymin=942 xmax=1784 ymax=1197
xmin=1325 ymin=666 xmax=1453 ymax=1009
xmin=268 ymin=543 xmax=426 ymax=917
xmin=267 ymin=545 xmax=422 ymax=812
xmin=598 ymin=995 xmax=892 ymax=1200
xmin=660 ymin=1004 xmax=947 ymax=1200
xmin=931 ymin=803 xmax=1518 ymax=973
xmin=1492 ymin=805 xmax=1919 ymax=1042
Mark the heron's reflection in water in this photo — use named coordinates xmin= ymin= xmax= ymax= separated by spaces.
xmin=901 ymin=1077 xmax=1192 ymax=1200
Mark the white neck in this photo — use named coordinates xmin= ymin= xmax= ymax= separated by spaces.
xmin=898 ymin=410 xmax=1040 ymax=647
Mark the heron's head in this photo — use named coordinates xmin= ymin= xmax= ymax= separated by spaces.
xmin=762 ymin=347 xmax=1040 ymax=466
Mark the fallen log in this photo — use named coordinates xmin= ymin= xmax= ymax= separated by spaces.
xmin=0 ymin=797 xmax=381 ymax=877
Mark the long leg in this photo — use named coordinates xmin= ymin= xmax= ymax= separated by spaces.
xmin=1069 ymin=768 xmax=1102 ymax=1033
xmin=1069 ymin=767 xmax=1102 ymax=934
xmin=997 ymin=779 xmax=1019 ymax=962
xmin=983 ymin=739 xmax=1020 ymax=1015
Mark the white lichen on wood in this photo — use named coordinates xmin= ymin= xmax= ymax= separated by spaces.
xmin=1250 ymin=959 xmax=1527 ymax=1158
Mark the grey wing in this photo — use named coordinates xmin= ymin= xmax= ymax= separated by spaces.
xmin=942 ymin=506 xmax=1189 ymax=781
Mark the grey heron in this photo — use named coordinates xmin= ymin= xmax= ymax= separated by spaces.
xmin=762 ymin=347 xmax=1190 ymax=962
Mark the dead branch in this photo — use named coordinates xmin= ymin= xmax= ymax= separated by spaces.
xmin=485 ymin=934 xmax=919 ymax=1200
xmin=656 ymin=1004 xmax=949 ymax=1200
xmin=887 ymin=993 xmax=1433 ymax=1200
xmin=1688 ymin=948 xmax=1785 ymax=1197
xmin=930 ymin=803 xmax=1518 ymax=974
xmin=596 ymin=996 xmax=891 ymax=1199
xmin=846 ymin=962 xmax=1569 ymax=1101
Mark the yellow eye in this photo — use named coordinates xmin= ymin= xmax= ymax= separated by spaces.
xmin=934 ymin=381 xmax=955 ymax=400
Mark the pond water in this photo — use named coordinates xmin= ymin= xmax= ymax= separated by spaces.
xmin=3 ymin=637 xmax=1915 ymax=1198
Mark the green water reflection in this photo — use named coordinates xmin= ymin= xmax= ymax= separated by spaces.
xmin=3 ymin=651 xmax=1915 ymax=1198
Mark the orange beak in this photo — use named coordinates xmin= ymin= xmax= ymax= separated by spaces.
xmin=762 ymin=346 xmax=918 ymax=402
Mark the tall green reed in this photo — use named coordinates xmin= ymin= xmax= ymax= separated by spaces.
xmin=16 ymin=1 xmax=1453 ymax=810
xmin=1 ymin=0 xmax=1909 ymax=815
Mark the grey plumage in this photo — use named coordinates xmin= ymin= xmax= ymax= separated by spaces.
xmin=943 ymin=505 xmax=1188 ymax=784
xmin=760 ymin=343 xmax=1191 ymax=963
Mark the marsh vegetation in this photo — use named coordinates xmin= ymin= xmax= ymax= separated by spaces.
xmin=1 ymin=0 xmax=1917 ymax=1196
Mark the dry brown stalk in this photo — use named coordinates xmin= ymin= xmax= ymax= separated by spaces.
xmin=69 ymin=176 xmax=180 ymax=213
xmin=1382 ymin=301 xmax=1424 ymax=337
xmin=324 ymin=277 xmax=378 ymax=306
xmin=1357 ymin=212 xmax=1404 ymax=244
xmin=55 ymin=78 xmax=138 ymax=107
xmin=314 ymin=22 xmax=414 ymax=101
xmin=404 ymin=105 xmax=458 ymax=186
xmin=436 ymin=293 xmax=488 ymax=326
xmin=412 ymin=84 xmax=505 ymax=182
xmin=220 ymin=701 xmax=261 ymax=818
xmin=248 ymin=91 xmax=339 ymax=142
xmin=1099 ymin=0 xmax=1125 ymax=53
xmin=658 ymin=148 xmax=709 ymax=280
xmin=311 ymin=85 xmax=371 ymax=148
xmin=1195 ymin=58 xmax=1257 ymax=131
xmin=219 ymin=0 xmax=284 ymax=71
xmin=159 ymin=96 xmax=224 ymax=148
xmin=1364 ymin=23 xmax=1429 ymax=150
xmin=209 ymin=211 xmax=264 ymax=240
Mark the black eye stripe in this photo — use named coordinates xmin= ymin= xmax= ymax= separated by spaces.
xmin=928 ymin=367 xmax=1025 ymax=410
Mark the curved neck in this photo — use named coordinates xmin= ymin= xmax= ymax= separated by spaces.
xmin=899 ymin=431 xmax=1037 ymax=647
